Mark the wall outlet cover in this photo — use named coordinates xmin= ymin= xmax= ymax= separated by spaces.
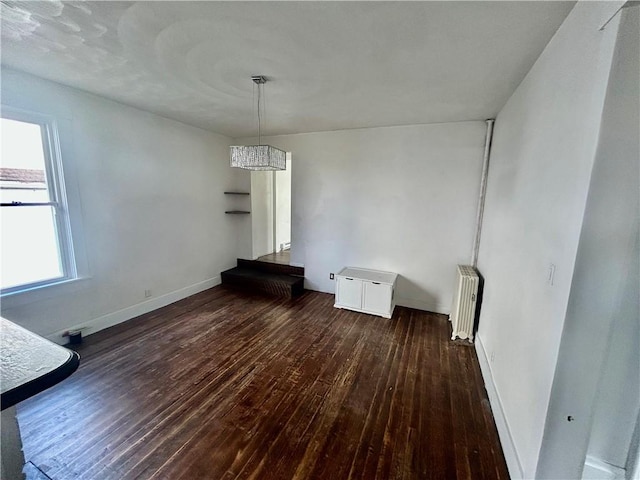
xmin=330 ymin=273 xmax=335 ymax=280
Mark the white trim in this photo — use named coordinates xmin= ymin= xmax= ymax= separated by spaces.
xmin=583 ymin=455 xmax=626 ymax=479
xmin=0 ymin=276 xmax=91 ymax=308
xmin=475 ymin=333 xmax=524 ymax=479
xmin=44 ymin=276 xmax=221 ymax=345
xmin=0 ymin=105 xmax=89 ymax=295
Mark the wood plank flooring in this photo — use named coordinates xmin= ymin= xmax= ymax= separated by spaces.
xmin=18 ymin=288 xmax=509 ymax=480
xmin=257 ymin=250 xmax=291 ymax=265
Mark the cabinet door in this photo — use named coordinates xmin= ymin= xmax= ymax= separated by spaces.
xmin=336 ymin=277 xmax=363 ymax=309
xmin=363 ymin=281 xmax=392 ymax=316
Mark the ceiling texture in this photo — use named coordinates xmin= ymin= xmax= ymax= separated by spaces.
xmin=1 ymin=1 xmax=575 ymax=138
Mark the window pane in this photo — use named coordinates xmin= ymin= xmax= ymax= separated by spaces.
xmin=1 ymin=118 xmax=47 ymax=169
xmin=1 ymin=115 xmax=67 ymax=292
xmin=1 ymin=118 xmax=49 ymax=204
xmin=1 ymin=205 xmax=63 ymax=289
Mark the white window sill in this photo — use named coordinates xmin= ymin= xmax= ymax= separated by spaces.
xmin=1 ymin=276 xmax=92 ymax=309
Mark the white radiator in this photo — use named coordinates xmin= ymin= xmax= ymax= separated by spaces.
xmin=280 ymin=242 xmax=291 ymax=252
xmin=450 ymin=265 xmax=479 ymax=342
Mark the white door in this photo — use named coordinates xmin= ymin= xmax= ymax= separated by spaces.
xmin=363 ymin=282 xmax=392 ymax=315
xmin=336 ymin=277 xmax=362 ymax=309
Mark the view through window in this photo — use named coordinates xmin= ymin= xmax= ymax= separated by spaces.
xmin=1 ymin=113 xmax=74 ymax=292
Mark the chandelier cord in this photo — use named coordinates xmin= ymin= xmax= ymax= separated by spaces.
xmin=230 ymin=75 xmax=285 ymax=171
xmin=257 ymin=82 xmax=262 ymax=145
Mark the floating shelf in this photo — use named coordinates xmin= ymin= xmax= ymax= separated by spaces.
xmin=225 ymin=191 xmax=249 ymax=215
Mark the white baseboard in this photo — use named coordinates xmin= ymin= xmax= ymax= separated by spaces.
xmin=583 ymin=455 xmax=626 ymax=480
xmin=395 ymin=296 xmax=448 ymax=315
xmin=46 ymin=276 xmax=221 ymax=345
xmin=475 ymin=334 xmax=524 ymax=479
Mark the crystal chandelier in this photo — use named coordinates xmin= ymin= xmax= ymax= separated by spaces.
xmin=230 ymin=76 xmax=286 ymax=171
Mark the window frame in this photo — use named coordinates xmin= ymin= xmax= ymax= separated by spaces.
xmin=1 ymin=106 xmax=77 ymax=295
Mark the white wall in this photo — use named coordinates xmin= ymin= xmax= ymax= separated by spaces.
xmin=475 ymin=2 xmax=623 ymax=478
xmin=537 ymin=6 xmax=639 ymax=478
xmin=1 ymin=69 xmax=242 ymax=341
xmin=239 ymin=121 xmax=487 ymax=313
xmin=627 ymin=416 xmax=640 ymax=480
xmin=585 ymin=13 xmax=640 ymax=471
xmin=588 ymin=254 xmax=639 ymax=469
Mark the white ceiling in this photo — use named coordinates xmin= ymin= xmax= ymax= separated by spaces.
xmin=1 ymin=1 xmax=575 ymax=138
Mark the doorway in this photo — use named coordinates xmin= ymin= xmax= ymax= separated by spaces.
xmin=273 ymin=152 xmax=291 ymax=257
xmin=250 ymin=153 xmax=292 ymax=264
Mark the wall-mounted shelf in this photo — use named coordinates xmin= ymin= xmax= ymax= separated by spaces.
xmin=224 ymin=191 xmax=250 ymax=215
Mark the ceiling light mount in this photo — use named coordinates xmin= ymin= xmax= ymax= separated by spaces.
xmin=230 ymin=75 xmax=286 ymax=171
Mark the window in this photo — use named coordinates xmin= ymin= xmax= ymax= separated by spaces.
xmin=1 ymin=108 xmax=76 ymax=294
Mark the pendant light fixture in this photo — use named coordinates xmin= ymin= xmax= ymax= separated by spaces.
xmin=230 ymin=76 xmax=286 ymax=171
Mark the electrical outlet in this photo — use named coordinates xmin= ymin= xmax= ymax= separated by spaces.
xmin=144 ymin=289 xmax=152 ymax=298
xmin=490 ymin=351 xmax=496 ymax=363
xmin=329 ymin=273 xmax=334 ymax=280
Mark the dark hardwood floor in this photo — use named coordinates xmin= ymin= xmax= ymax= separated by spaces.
xmin=18 ymin=287 xmax=509 ymax=480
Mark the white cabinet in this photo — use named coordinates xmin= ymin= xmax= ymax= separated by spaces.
xmin=334 ymin=267 xmax=398 ymax=318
